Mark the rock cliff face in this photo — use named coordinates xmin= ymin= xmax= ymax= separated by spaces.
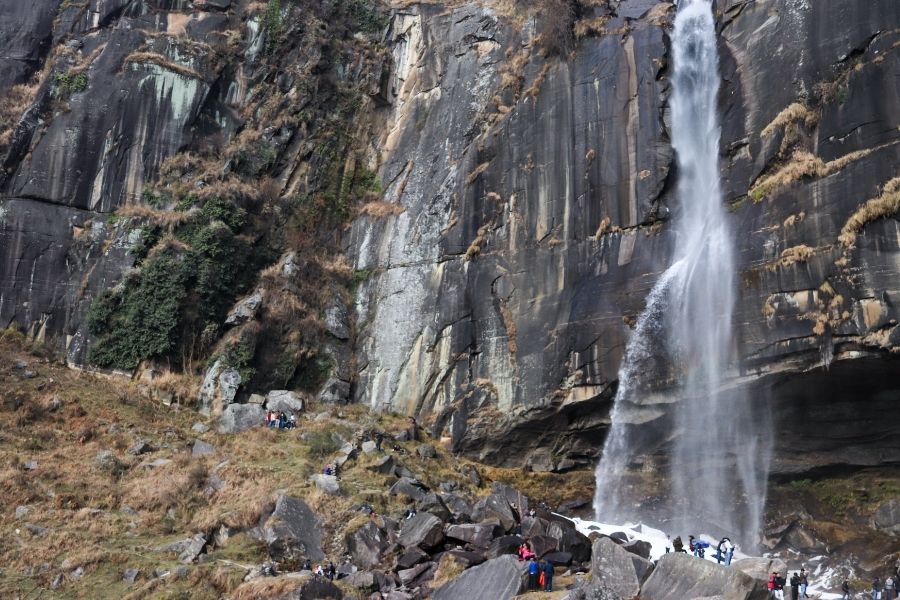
xmin=1 ymin=0 xmax=898 ymax=475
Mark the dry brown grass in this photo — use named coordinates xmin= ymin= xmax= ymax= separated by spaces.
xmin=231 ymin=576 xmax=310 ymax=599
xmin=761 ymin=102 xmax=817 ymax=138
xmin=465 ymin=224 xmax=490 ymax=260
xmin=749 ymin=145 xmax=886 ymax=202
xmin=524 ymin=62 xmax=553 ymax=99
xmin=358 ymin=200 xmax=405 ymax=218
xmin=839 ymin=177 xmax=900 ymax=248
xmin=117 ymin=204 xmax=201 ymax=228
xmin=431 ymin=553 xmax=467 ymax=589
xmin=123 ymin=52 xmax=204 ymax=80
xmin=773 ymin=244 xmax=815 ymax=269
xmin=466 ymin=161 xmax=491 ymax=185
xmin=574 ymin=15 xmax=611 ymax=38
xmin=0 ymin=81 xmax=40 ymax=147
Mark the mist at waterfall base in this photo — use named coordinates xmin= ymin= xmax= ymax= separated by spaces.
xmin=593 ymin=0 xmax=772 ymax=548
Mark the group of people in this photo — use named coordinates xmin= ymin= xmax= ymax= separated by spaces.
xmin=265 ymin=409 xmax=296 ymax=429
xmin=767 ymin=569 xmax=811 ymax=600
xmin=303 ymin=559 xmax=337 ymax=580
xmin=869 ymin=573 xmax=899 ymax=600
xmin=526 ymin=556 xmax=555 ymax=592
xmin=669 ymin=535 xmax=735 ymax=565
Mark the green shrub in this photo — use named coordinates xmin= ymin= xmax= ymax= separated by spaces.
xmin=87 ymin=251 xmax=189 ymax=370
xmin=53 ymin=71 xmax=88 ymax=99
xmin=264 ymin=0 xmax=284 ymax=55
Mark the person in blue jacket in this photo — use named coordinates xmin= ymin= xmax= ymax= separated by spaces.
xmin=527 ymin=557 xmax=539 ymax=590
xmin=542 ymin=558 xmax=554 ymax=591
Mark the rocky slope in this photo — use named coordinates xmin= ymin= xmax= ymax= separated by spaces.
xmin=1 ymin=0 xmax=898 ymax=479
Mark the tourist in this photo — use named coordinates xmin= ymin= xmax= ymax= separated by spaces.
xmin=266 ymin=410 xmax=276 ymax=428
xmin=542 ymin=558 xmax=554 ymax=591
xmin=288 ymin=413 xmax=297 ymax=428
xmin=774 ymin=572 xmax=786 ymax=600
xmin=302 ymin=559 xmax=311 ymax=571
xmin=790 ymin=572 xmax=800 ymax=600
xmin=327 ymin=561 xmax=336 ymax=580
xmin=799 ymin=569 xmax=809 ymax=598
xmin=769 ymin=572 xmax=777 ymax=596
xmin=278 ymin=411 xmax=288 ymax=429
xmin=689 ymin=535 xmax=696 ymax=554
xmin=673 ymin=536 xmax=685 ymax=553
xmin=527 ymin=557 xmax=539 ymax=590
xmin=885 ymin=575 xmax=895 ymax=600
xmin=874 ymin=577 xmax=883 ymax=600
xmin=725 ymin=543 xmax=735 ymax=566
xmin=405 ymin=506 xmax=417 ymax=520
xmin=715 ymin=537 xmax=731 ymax=564
xmin=842 ymin=578 xmax=851 ymax=599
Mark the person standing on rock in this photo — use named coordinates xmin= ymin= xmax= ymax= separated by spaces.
xmin=842 ymin=578 xmax=851 ymax=599
xmin=673 ymin=535 xmax=685 ymax=553
xmin=885 ymin=575 xmax=895 ymax=600
xmin=790 ymin=572 xmax=800 ymax=600
xmin=725 ymin=543 xmax=735 ymax=566
xmin=542 ymin=558 xmax=554 ymax=591
xmin=527 ymin=557 xmax=539 ymax=590
xmin=799 ymin=568 xmax=809 ymax=598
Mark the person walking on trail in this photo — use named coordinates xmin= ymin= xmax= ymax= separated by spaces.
xmin=842 ymin=578 xmax=851 ymax=599
xmin=542 ymin=558 xmax=554 ymax=591
xmin=527 ymin=557 xmax=539 ymax=590
xmin=799 ymin=569 xmax=809 ymax=598
xmin=790 ymin=572 xmax=800 ymax=600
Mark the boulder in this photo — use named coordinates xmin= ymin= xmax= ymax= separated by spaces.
xmin=446 ymin=523 xmax=500 ymax=548
xmin=217 ymin=403 xmax=265 ymax=433
xmin=256 ymin=495 xmax=324 ymax=562
xmin=225 ymin=290 xmax=262 ymax=325
xmin=621 ymin=538 xmax=652 ymax=559
xmin=445 ymin=549 xmax=486 ymax=568
xmin=431 ymin=554 xmax=526 ymax=600
xmin=588 ymin=537 xmax=642 ymax=599
xmin=347 ymin=521 xmax=390 ymax=569
xmin=416 ymin=444 xmax=437 ymax=459
xmin=310 ymin=474 xmax=340 ymax=495
xmin=641 ymin=553 xmax=768 ymax=600
xmin=873 ymin=498 xmax=900 ymax=534
xmin=398 ymin=513 xmax=444 ymax=550
xmin=389 ymin=477 xmax=429 ymax=502
xmin=486 ymin=534 xmax=524 ymax=559
xmin=543 ymin=551 xmax=573 ymax=566
xmin=417 ymin=492 xmax=451 ymax=522
xmin=519 ymin=516 xmax=549 ymax=538
xmin=732 ymin=557 xmax=789 ymax=583
xmin=397 ymin=547 xmax=429 ymax=569
xmin=473 ymin=494 xmax=517 ymax=532
xmin=15 ymin=505 xmax=29 ymax=519
xmin=128 ymin=440 xmax=153 ymax=455
xmin=191 ymin=422 xmax=209 ymax=433
xmin=122 ymin=568 xmax=141 ymax=584
xmin=325 ymin=303 xmax=351 ymax=340
xmin=398 ymin=561 xmax=433 ymax=586
xmin=265 ymin=390 xmax=305 ymax=414
xmin=529 ymin=534 xmax=558 ymax=558
xmin=178 ymin=533 xmax=207 ymax=563
xmin=198 ymin=360 xmax=241 ymax=413
xmin=192 ymin=440 xmax=215 ymax=458
xmin=369 ymin=455 xmax=395 ymax=474
xmin=441 ymin=493 xmax=473 ymax=521
xmin=94 ymin=450 xmax=125 ymax=475
xmin=547 ymin=521 xmax=592 ymax=562
xmin=362 ymin=440 xmax=378 ymax=454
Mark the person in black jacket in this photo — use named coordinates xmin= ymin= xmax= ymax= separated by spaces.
xmin=774 ymin=572 xmax=786 ymax=600
xmin=542 ymin=558 xmax=554 ymax=591
xmin=790 ymin=572 xmax=801 ymax=600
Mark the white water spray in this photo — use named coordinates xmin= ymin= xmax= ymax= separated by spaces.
xmin=594 ymin=0 xmax=771 ymax=546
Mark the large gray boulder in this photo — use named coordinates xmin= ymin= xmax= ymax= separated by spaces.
xmin=473 ymin=493 xmax=517 ymax=532
xmin=446 ymin=522 xmax=500 ymax=548
xmin=398 ymin=513 xmax=444 ymax=550
xmin=346 ymin=521 xmax=389 ymax=569
xmin=732 ymin=557 xmax=789 ymax=583
xmin=547 ymin=520 xmax=592 ymax=562
xmin=256 ymin=495 xmax=324 ymax=562
xmin=389 ymin=477 xmax=429 ymax=502
xmin=431 ymin=554 xmax=526 ymax=600
xmin=265 ymin=390 xmax=305 ymax=414
xmin=199 ymin=360 xmax=241 ymax=414
xmin=873 ymin=498 xmax=900 ymax=535
xmin=641 ymin=553 xmax=768 ymax=600
xmin=588 ymin=537 xmax=642 ymax=599
xmin=217 ymin=403 xmax=265 ymax=433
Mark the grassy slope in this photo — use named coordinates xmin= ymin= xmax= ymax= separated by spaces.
xmin=0 ymin=331 xmax=594 ymax=599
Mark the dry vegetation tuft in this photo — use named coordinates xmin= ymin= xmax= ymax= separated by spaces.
xmin=839 ymin=177 xmax=900 ymax=248
xmin=761 ymin=102 xmax=817 ymax=138
xmin=123 ymin=52 xmax=204 ymax=80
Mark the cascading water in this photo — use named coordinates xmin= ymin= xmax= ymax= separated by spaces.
xmin=593 ymin=0 xmax=771 ymax=546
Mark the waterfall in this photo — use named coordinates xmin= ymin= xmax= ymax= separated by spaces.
xmin=593 ymin=0 xmax=771 ymax=546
